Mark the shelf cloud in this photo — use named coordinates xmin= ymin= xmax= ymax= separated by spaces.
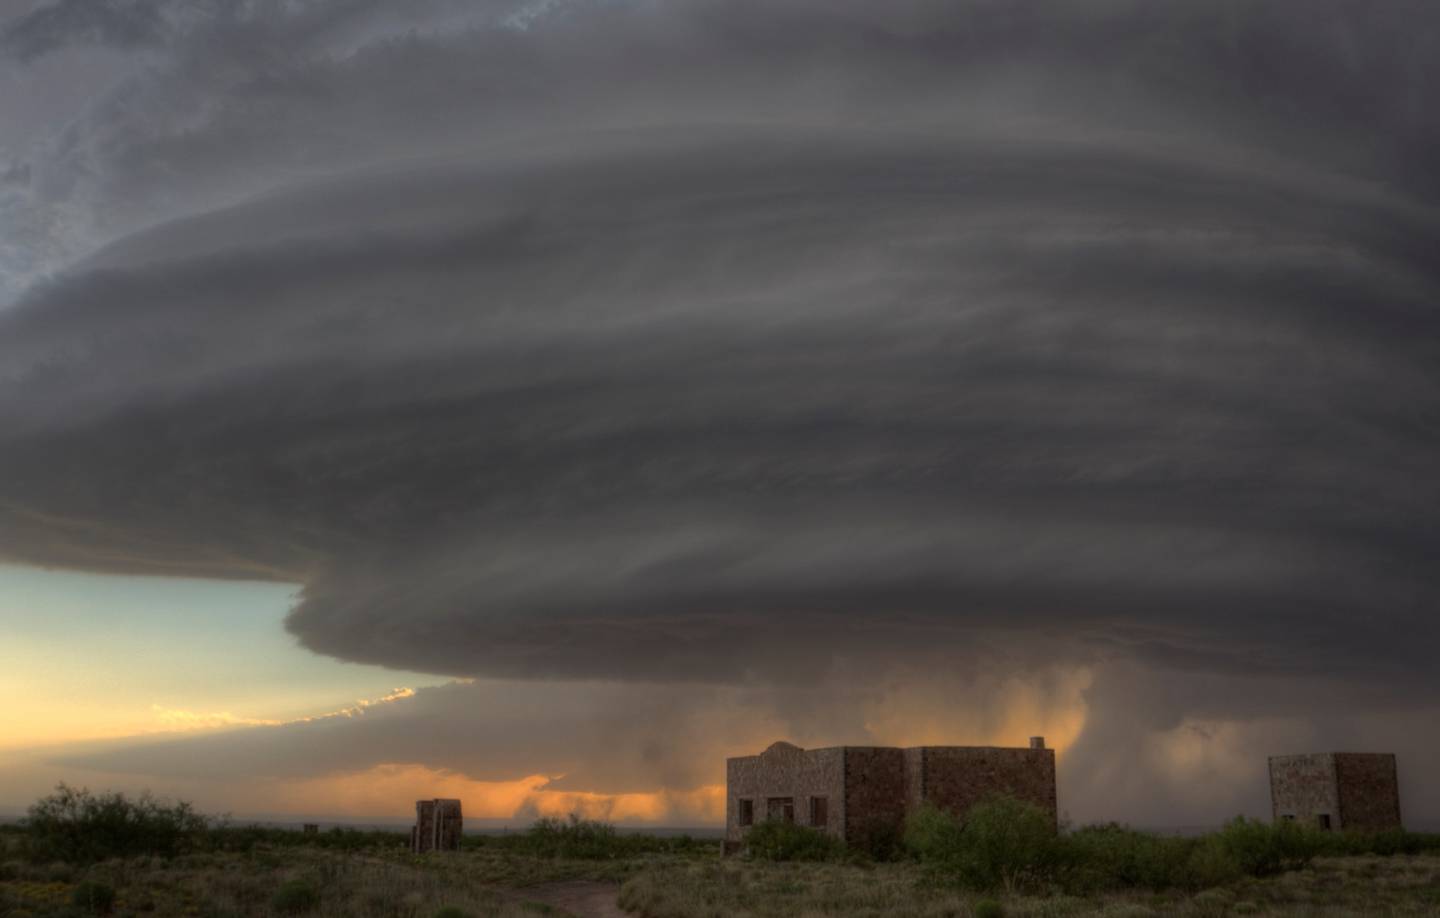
xmin=3 ymin=0 xmax=1438 ymax=822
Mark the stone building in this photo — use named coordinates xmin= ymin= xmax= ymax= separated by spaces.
xmin=410 ymin=798 xmax=464 ymax=852
xmin=725 ymin=738 xmax=1056 ymax=851
xmin=1268 ymin=753 xmax=1401 ymax=831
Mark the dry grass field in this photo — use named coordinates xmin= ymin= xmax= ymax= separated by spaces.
xmin=4 ymin=837 xmax=1440 ymax=917
xmin=618 ymin=853 xmax=1440 ymax=917
xmin=6 ymin=791 xmax=1440 ymax=918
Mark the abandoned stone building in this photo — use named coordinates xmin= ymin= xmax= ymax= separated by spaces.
xmin=410 ymin=798 xmax=464 ymax=853
xmin=725 ymin=738 xmax=1057 ymax=850
xmin=1268 ymin=753 xmax=1402 ymax=831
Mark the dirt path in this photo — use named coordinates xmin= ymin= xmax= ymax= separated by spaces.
xmin=506 ymin=880 xmax=627 ymax=918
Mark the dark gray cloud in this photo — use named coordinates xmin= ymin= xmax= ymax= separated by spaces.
xmin=3 ymin=0 xmax=1439 ymax=819
xmin=5 ymin=130 xmax=1436 ymax=684
xmin=0 ymin=0 xmax=167 ymax=62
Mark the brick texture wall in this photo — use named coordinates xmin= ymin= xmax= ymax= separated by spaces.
xmin=1335 ymin=753 xmax=1402 ymax=831
xmin=843 ymin=747 xmax=908 ymax=842
xmin=917 ymin=746 xmax=1058 ymax=827
xmin=727 ymin=741 xmax=1058 ymax=852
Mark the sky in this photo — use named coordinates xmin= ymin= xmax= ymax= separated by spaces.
xmin=0 ymin=0 xmax=1438 ymax=828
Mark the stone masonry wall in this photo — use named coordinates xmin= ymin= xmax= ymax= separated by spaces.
xmin=726 ymin=743 xmax=845 ymax=844
xmin=1335 ymin=753 xmax=1402 ymax=830
xmin=843 ymin=747 xmax=908 ymax=843
xmin=1269 ymin=754 xmax=1340 ymax=827
xmin=411 ymin=798 xmax=463 ymax=852
xmin=903 ymin=747 xmax=925 ymax=813
xmin=919 ymin=746 xmax=1058 ymax=826
xmin=727 ymin=741 xmax=1059 ymax=852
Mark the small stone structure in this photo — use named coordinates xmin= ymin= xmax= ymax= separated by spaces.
xmin=725 ymin=738 xmax=1056 ymax=852
xmin=410 ymin=798 xmax=464 ymax=853
xmin=1268 ymin=753 xmax=1401 ymax=831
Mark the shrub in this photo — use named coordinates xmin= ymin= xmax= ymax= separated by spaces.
xmin=433 ymin=908 xmax=472 ymax=918
xmin=519 ymin=814 xmax=627 ymax=859
xmin=271 ymin=879 xmax=320 ymax=914
xmin=200 ymin=822 xmax=408 ymax=854
xmin=905 ymin=803 xmax=966 ymax=863
xmin=1060 ymin=824 xmax=1208 ymax=892
xmin=852 ymin=815 xmax=906 ymax=863
xmin=71 ymin=881 xmax=116 ymax=914
xmin=1183 ymin=835 xmax=1243 ymax=889
xmin=953 ymin=796 xmax=1059 ymax=892
xmin=22 ymin=784 xmax=209 ymax=864
xmin=498 ymin=814 xmax=712 ymax=859
xmin=1216 ymin=817 xmax=1321 ymax=877
xmin=744 ymin=820 xmax=845 ymax=862
xmin=973 ymin=899 xmax=1005 ymax=918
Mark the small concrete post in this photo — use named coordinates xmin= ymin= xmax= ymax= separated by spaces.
xmin=1029 ymin=736 xmax=1046 ymax=749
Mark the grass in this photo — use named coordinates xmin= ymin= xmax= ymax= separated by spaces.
xmin=3 ymin=828 xmax=1440 ymax=916
xmin=5 ymin=789 xmax=1440 ymax=917
xmin=0 ymin=843 xmax=590 ymax=917
xmin=617 ymin=854 xmax=1440 ymax=917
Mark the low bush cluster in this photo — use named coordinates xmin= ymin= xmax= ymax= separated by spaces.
xmin=270 ymin=878 xmax=320 ymax=914
xmin=465 ymin=813 xmax=711 ymax=860
xmin=71 ymin=880 xmax=116 ymax=914
xmin=743 ymin=819 xmax=846 ymax=862
xmin=204 ymin=823 xmax=408 ymax=854
xmin=21 ymin=784 xmax=209 ymax=864
xmin=903 ymin=796 xmax=1440 ymax=895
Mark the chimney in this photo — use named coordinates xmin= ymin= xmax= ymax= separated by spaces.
xmin=1029 ymin=736 xmax=1046 ymax=750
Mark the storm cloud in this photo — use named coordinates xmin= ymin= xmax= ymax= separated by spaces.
xmin=3 ymin=0 xmax=1439 ymax=820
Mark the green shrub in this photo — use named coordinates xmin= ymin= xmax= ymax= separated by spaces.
xmin=200 ymin=822 xmax=408 ymax=854
xmin=905 ymin=797 xmax=1060 ymax=890
xmin=71 ymin=881 xmax=116 ymax=914
xmin=432 ymin=908 xmax=472 ymax=918
xmin=744 ymin=820 xmax=845 ymax=862
xmin=905 ymin=803 xmax=966 ymax=863
xmin=1216 ymin=817 xmax=1322 ymax=877
xmin=270 ymin=879 xmax=320 ymax=914
xmin=1060 ymin=823 xmax=1214 ymax=892
xmin=495 ymin=814 xmax=711 ymax=859
xmin=954 ymin=796 xmax=1059 ymax=892
xmin=527 ymin=814 xmax=620 ymax=859
xmin=1183 ymin=835 xmax=1243 ymax=889
xmin=22 ymin=784 xmax=209 ymax=864
xmin=45 ymin=860 xmax=75 ymax=882
xmin=973 ymin=899 xmax=1005 ymax=918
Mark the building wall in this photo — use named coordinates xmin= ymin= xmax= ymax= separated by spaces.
xmin=918 ymin=746 xmax=1058 ymax=826
xmin=727 ymin=741 xmax=1058 ymax=851
xmin=903 ymin=747 xmax=926 ymax=813
xmin=843 ymin=747 xmax=908 ymax=843
xmin=1335 ymin=753 xmax=1402 ymax=831
xmin=1269 ymin=754 xmax=1340 ymax=828
xmin=411 ymin=798 xmax=463 ymax=852
xmin=726 ymin=742 xmax=845 ymax=844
